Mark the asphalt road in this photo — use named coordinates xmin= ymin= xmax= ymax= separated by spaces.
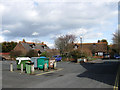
xmin=2 ymin=59 xmax=120 ymax=89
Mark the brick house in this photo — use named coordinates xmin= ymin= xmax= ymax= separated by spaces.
xmin=13 ymin=41 xmax=49 ymax=56
xmin=74 ymin=41 xmax=108 ymax=58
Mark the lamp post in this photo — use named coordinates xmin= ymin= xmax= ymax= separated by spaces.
xmin=118 ymin=29 xmax=120 ymax=55
xmin=80 ymin=36 xmax=83 ymax=58
xmin=80 ymin=36 xmax=82 ymax=49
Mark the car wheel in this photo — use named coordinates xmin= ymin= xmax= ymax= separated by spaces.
xmin=2 ymin=58 xmax=6 ymax=61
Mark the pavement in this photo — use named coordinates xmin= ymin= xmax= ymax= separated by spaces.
xmin=2 ymin=59 xmax=120 ymax=89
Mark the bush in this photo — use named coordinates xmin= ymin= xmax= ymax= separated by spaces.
xmin=70 ymin=50 xmax=81 ymax=61
xmin=40 ymin=51 xmax=48 ymax=57
xmin=87 ymin=57 xmax=97 ymax=61
xmin=70 ymin=49 xmax=89 ymax=62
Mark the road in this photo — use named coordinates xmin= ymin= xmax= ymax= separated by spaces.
xmin=2 ymin=59 xmax=120 ymax=89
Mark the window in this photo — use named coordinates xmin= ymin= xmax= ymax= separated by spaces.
xmin=98 ymin=52 xmax=103 ymax=56
xmin=74 ymin=44 xmax=78 ymax=49
xmin=38 ymin=50 xmax=41 ymax=54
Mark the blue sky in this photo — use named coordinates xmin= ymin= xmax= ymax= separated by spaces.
xmin=0 ymin=0 xmax=119 ymax=48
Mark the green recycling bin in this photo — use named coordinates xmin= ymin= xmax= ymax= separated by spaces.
xmin=26 ymin=62 xmax=34 ymax=74
xmin=16 ymin=57 xmax=31 ymax=70
xmin=37 ymin=56 xmax=49 ymax=69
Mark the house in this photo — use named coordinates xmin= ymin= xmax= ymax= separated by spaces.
xmin=13 ymin=41 xmax=49 ymax=56
xmin=46 ymin=49 xmax=60 ymax=57
xmin=74 ymin=41 xmax=108 ymax=58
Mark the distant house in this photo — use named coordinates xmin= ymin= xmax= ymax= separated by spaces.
xmin=46 ymin=49 xmax=60 ymax=57
xmin=13 ymin=41 xmax=49 ymax=56
xmin=73 ymin=41 xmax=108 ymax=58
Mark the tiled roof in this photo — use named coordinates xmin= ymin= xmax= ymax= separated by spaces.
xmin=19 ymin=41 xmax=47 ymax=46
xmin=20 ymin=42 xmax=47 ymax=52
xmin=21 ymin=43 xmax=32 ymax=51
xmin=75 ymin=42 xmax=107 ymax=45
xmin=34 ymin=45 xmax=45 ymax=52
xmin=74 ymin=42 xmax=108 ymax=53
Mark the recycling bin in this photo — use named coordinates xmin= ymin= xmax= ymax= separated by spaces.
xmin=26 ymin=62 xmax=34 ymax=74
xmin=16 ymin=57 xmax=31 ymax=70
xmin=37 ymin=56 xmax=49 ymax=69
xmin=31 ymin=57 xmax=40 ymax=68
xmin=49 ymin=59 xmax=55 ymax=68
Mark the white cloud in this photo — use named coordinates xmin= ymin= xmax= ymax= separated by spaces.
xmin=33 ymin=0 xmax=119 ymax=3
xmin=44 ymin=41 xmax=54 ymax=48
xmin=32 ymin=32 xmax=39 ymax=36
xmin=68 ymin=28 xmax=88 ymax=36
xmin=84 ymin=32 xmax=103 ymax=39
xmin=3 ymin=23 xmax=22 ymax=29
xmin=42 ymin=25 xmax=62 ymax=30
xmin=0 ymin=35 xmax=4 ymax=42
xmin=47 ymin=43 xmax=54 ymax=48
xmin=0 ymin=4 xmax=6 ymax=14
xmin=1 ymin=0 xmax=118 ymax=44
xmin=1 ymin=30 xmax=11 ymax=34
xmin=97 ymin=33 xmax=103 ymax=37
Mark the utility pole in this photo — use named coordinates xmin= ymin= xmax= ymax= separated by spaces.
xmin=80 ymin=36 xmax=83 ymax=57
xmin=118 ymin=29 xmax=120 ymax=55
xmin=80 ymin=36 xmax=82 ymax=49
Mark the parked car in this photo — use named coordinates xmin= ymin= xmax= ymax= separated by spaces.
xmin=103 ymin=54 xmax=110 ymax=59
xmin=114 ymin=55 xmax=120 ymax=59
xmin=53 ymin=55 xmax=62 ymax=62
xmin=0 ymin=56 xmax=6 ymax=61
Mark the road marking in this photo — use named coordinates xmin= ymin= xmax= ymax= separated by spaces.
xmin=75 ymin=63 xmax=79 ymax=64
xmin=35 ymin=68 xmax=63 ymax=76
xmin=113 ymin=65 xmax=120 ymax=90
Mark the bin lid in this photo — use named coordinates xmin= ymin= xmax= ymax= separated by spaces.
xmin=16 ymin=57 xmax=31 ymax=64
xmin=31 ymin=57 xmax=40 ymax=59
xmin=40 ymin=56 xmax=47 ymax=59
xmin=16 ymin=57 xmax=31 ymax=60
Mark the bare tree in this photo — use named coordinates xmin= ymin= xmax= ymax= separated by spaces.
xmin=55 ymin=34 xmax=76 ymax=55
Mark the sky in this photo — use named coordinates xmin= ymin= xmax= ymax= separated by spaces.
xmin=0 ymin=0 xmax=119 ymax=48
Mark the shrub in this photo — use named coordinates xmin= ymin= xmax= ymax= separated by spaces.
xmin=70 ymin=50 xmax=81 ymax=61
xmin=70 ymin=49 xmax=89 ymax=62
xmin=40 ymin=51 xmax=48 ymax=57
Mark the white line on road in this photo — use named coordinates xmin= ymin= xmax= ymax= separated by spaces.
xmin=35 ymin=68 xmax=63 ymax=76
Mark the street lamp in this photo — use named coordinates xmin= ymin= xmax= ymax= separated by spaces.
xmin=80 ymin=36 xmax=82 ymax=49
xmin=118 ymin=29 xmax=120 ymax=55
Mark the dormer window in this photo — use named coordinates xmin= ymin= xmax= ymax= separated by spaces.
xmin=74 ymin=44 xmax=78 ymax=49
xmin=75 ymin=46 xmax=78 ymax=49
xmin=29 ymin=45 xmax=33 ymax=48
xmin=42 ymin=46 xmax=44 ymax=49
xmin=93 ymin=43 xmax=96 ymax=47
xmin=33 ymin=43 xmax=35 ymax=46
xmin=29 ymin=44 xmax=35 ymax=49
